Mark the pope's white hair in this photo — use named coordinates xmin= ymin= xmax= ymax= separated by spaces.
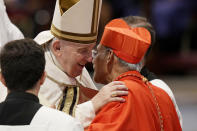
xmin=48 ymin=37 xmax=69 ymax=49
xmin=49 ymin=37 xmax=84 ymax=48
xmin=48 ymin=37 xmax=58 ymax=47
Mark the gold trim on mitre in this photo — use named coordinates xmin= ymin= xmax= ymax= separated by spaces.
xmin=91 ymin=0 xmax=100 ymax=33
xmin=51 ymin=24 xmax=98 ymax=44
xmin=59 ymin=0 xmax=80 ymax=16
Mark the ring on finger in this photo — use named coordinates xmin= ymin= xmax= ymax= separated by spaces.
xmin=111 ymin=93 xmax=117 ymax=97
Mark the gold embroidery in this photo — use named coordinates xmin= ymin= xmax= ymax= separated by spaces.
xmin=72 ymin=87 xmax=80 ymax=117
xmin=59 ymin=0 xmax=80 ymax=15
xmin=92 ymin=0 xmax=100 ymax=33
xmin=57 ymin=86 xmax=79 ymax=116
xmin=62 ymin=87 xmax=73 ymax=114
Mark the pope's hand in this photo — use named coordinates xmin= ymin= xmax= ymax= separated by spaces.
xmin=91 ymin=81 xmax=128 ymax=113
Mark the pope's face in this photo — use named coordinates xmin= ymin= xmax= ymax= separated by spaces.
xmin=58 ymin=40 xmax=95 ymax=77
xmin=92 ymin=44 xmax=109 ymax=84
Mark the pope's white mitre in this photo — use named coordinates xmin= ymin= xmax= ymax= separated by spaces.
xmin=50 ymin=0 xmax=102 ymax=44
xmin=34 ymin=0 xmax=102 ymax=45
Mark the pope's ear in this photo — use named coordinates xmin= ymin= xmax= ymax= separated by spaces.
xmin=51 ymin=40 xmax=61 ymax=57
xmin=0 ymin=73 xmax=6 ymax=86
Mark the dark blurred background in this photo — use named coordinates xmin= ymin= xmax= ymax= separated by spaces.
xmin=4 ymin=0 xmax=197 ymax=130
xmin=5 ymin=0 xmax=197 ymax=75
